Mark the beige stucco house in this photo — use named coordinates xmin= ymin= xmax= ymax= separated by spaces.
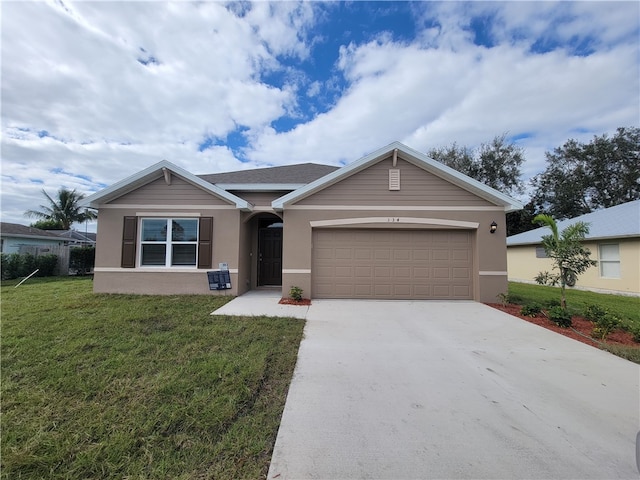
xmin=507 ymin=200 xmax=640 ymax=296
xmin=80 ymin=142 xmax=522 ymax=302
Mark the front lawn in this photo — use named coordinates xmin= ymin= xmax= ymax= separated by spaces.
xmin=1 ymin=277 xmax=304 ymax=479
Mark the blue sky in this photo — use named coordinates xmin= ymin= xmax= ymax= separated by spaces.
xmin=1 ymin=1 xmax=638 ymax=230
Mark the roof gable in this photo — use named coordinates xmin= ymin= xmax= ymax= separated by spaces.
xmin=272 ymin=142 xmax=523 ymax=212
xmin=507 ymin=200 xmax=640 ymax=245
xmin=80 ymin=160 xmax=250 ymax=210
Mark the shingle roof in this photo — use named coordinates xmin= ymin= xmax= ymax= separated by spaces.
xmin=198 ymin=163 xmax=339 ymax=185
xmin=1 ymin=222 xmax=66 ymax=239
xmin=507 ymin=200 xmax=640 ymax=245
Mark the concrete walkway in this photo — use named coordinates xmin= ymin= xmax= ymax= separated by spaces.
xmin=214 ymin=295 xmax=640 ymax=479
xmin=211 ymin=289 xmax=309 ymax=319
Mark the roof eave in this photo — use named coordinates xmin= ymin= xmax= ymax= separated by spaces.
xmin=218 ymin=183 xmax=305 ymax=191
xmin=79 ymin=160 xmax=252 ymax=211
xmin=272 ymin=141 xmax=524 ymax=211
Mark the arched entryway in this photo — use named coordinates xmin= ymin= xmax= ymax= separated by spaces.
xmin=256 ymin=214 xmax=283 ymax=287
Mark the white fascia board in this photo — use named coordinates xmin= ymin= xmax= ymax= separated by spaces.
xmin=272 ymin=141 xmax=524 ymax=212
xmin=80 ymin=160 xmax=251 ymax=211
xmin=216 ymin=183 xmax=304 ymax=191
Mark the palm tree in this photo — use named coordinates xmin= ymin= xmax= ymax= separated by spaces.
xmin=533 ymin=214 xmax=596 ymax=309
xmin=24 ymin=188 xmax=97 ymax=230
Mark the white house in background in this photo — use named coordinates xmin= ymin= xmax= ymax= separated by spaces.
xmin=507 ymin=200 xmax=640 ymax=296
xmin=0 ymin=222 xmax=68 ymax=254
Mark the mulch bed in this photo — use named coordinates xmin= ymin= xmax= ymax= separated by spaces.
xmin=487 ymin=303 xmax=638 ymax=348
xmin=278 ymin=298 xmax=312 ymax=306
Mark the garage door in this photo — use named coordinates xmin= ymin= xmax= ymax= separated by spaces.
xmin=312 ymin=229 xmax=473 ymax=299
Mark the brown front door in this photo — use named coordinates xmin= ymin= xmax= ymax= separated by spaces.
xmin=258 ymin=227 xmax=282 ymax=286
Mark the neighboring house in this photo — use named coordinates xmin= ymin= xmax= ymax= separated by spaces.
xmin=0 ymin=222 xmax=68 ymax=254
xmin=49 ymin=230 xmax=97 ymax=247
xmin=507 ymin=200 xmax=640 ymax=296
xmin=80 ymin=142 xmax=522 ymax=302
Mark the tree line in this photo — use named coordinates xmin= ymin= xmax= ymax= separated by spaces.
xmin=428 ymin=126 xmax=639 ymax=236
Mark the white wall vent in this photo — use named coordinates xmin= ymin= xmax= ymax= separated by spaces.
xmin=389 ymin=169 xmax=400 ymax=191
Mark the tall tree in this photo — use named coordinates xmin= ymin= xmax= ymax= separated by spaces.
xmin=531 ymin=127 xmax=640 ymax=219
xmin=428 ymin=133 xmax=525 ymax=197
xmin=24 ymin=188 xmax=96 ymax=230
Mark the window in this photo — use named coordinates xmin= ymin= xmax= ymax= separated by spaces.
xmin=535 ymin=246 xmax=548 ymax=258
xmin=140 ymin=218 xmax=198 ymax=267
xmin=599 ymin=244 xmax=620 ymax=278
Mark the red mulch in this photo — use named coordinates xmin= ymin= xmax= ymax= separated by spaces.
xmin=486 ymin=303 xmax=638 ymax=348
xmin=279 ymin=298 xmax=312 ymax=306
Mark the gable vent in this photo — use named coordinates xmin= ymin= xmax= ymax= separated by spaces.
xmin=389 ymin=169 xmax=400 ymax=191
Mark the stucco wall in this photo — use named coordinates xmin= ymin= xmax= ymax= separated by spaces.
xmin=93 ymin=206 xmax=242 ymax=295
xmin=281 ymin=208 xmax=507 ymax=303
xmin=507 ymin=238 xmax=640 ymax=296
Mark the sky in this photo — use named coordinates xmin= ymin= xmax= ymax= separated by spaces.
xmin=2 ymin=1 xmax=639 ymax=232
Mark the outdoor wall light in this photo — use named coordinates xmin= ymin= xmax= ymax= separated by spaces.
xmin=490 ymin=221 xmax=498 ymax=234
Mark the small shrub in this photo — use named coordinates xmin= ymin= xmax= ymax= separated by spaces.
xmin=520 ymin=303 xmax=542 ymax=317
xmin=584 ymin=304 xmax=620 ymax=340
xmin=548 ymin=306 xmax=572 ymax=328
xmin=289 ymin=286 xmax=303 ymax=302
xmin=545 ymin=298 xmax=561 ymax=309
xmin=592 ymin=313 xmax=621 ymax=340
xmin=631 ymin=327 xmax=640 ymax=344
xmin=535 ymin=271 xmax=559 ymax=286
xmin=584 ymin=304 xmax=607 ymax=321
xmin=496 ymin=292 xmax=510 ymax=307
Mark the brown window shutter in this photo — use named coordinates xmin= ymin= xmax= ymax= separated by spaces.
xmin=198 ymin=217 xmax=213 ymax=269
xmin=121 ymin=216 xmax=137 ymax=268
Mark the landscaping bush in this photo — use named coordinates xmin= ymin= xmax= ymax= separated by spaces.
xmin=289 ymin=285 xmax=303 ymax=301
xmin=548 ymin=306 xmax=572 ymax=328
xmin=1 ymin=254 xmax=22 ymax=280
xmin=69 ymin=246 xmax=95 ymax=274
xmin=584 ymin=304 xmax=607 ymax=321
xmin=584 ymin=304 xmax=621 ymax=340
xmin=1 ymin=252 xmax=59 ymax=280
xmin=520 ymin=303 xmax=542 ymax=317
xmin=36 ymin=254 xmax=59 ymax=277
xmin=545 ymin=298 xmax=561 ymax=309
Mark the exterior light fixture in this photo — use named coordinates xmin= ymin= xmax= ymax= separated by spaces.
xmin=490 ymin=221 xmax=498 ymax=234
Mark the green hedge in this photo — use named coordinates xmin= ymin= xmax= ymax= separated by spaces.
xmin=1 ymin=253 xmax=59 ymax=280
xmin=69 ymin=246 xmax=95 ymax=274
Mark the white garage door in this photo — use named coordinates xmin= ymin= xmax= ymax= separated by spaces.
xmin=312 ymin=229 xmax=473 ymax=300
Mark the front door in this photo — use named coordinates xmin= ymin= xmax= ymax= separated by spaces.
xmin=258 ymin=227 xmax=282 ymax=286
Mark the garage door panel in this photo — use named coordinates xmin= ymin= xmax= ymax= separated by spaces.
xmin=312 ymin=229 xmax=473 ymax=300
xmin=355 ymin=266 xmax=372 ymax=277
xmin=453 ymin=267 xmax=471 ymax=279
xmin=335 ymin=266 xmax=353 ymax=278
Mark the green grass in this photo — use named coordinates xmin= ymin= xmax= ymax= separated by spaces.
xmin=507 ymin=282 xmax=640 ymax=329
xmin=1 ymin=277 xmax=305 ymax=479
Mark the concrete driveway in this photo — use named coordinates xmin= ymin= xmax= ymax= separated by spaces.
xmin=265 ymin=300 xmax=639 ymax=480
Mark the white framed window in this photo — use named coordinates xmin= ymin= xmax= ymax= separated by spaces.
xmin=140 ymin=218 xmax=198 ymax=267
xmin=599 ymin=243 xmax=620 ymax=278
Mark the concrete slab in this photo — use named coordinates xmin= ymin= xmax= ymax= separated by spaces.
xmin=211 ymin=289 xmax=309 ymax=319
xmin=268 ymin=300 xmax=639 ymax=480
